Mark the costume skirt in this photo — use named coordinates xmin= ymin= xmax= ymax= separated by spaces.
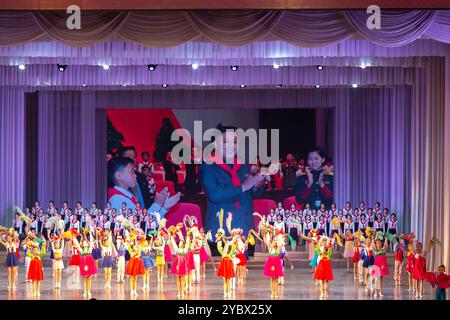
xmin=314 ymin=259 xmax=334 ymax=281
xmin=5 ymin=252 xmax=19 ymax=267
xmin=199 ymin=247 xmax=209 ymax=263
xmin=79 ymin=254 xmax=98 ymax=277
xmin=69 ymin=254 xmax=80 ymax=266
xmin=171 ymin=255 xmax=188 ymax=275
xmin=27 ymin=258 xmax=44 ymax=281
xmin=125 ymin=257 xmax=145 ymax=276
xmin=263 ymin=256 xmax=284 ymax=278
xmin=102 ymin=256 xmax=114 ymax=268
xmin=216 ymin=257 xmax=235 ymax=278
xmin=374 ymin=255 xmax=389 ymax=276
xmin=236 ymin=253 xmax=247 ymax=266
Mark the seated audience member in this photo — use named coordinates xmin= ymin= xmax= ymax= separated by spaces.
xmin=107 ymin=157 xmax=181 ymax=220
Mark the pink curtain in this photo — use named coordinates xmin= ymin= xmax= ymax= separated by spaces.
xmin=1 ymin=10 xmax=450 ymax=47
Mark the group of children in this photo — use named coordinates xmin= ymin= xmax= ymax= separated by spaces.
xmin=265 ymin=201 xmax=399 ymax=251
xmin=14 ymin=201 xmax=159 ymax=241
xmin=2 ymin=199 xmax=449 ymax=300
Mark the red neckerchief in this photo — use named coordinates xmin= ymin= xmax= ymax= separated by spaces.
xmin=213 ymin=154 xmax=242 ymax=210
xmin=107 ymin=187 xmax=137 ymax=205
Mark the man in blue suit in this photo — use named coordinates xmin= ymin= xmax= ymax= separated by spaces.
xmin=200 ymin=125 xmax=265 ymax=242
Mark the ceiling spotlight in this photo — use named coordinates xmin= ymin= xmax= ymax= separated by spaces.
xmin=82 ymin=83 xmax=87 ymax=87
xmin=57 ymin=64 xmax=67 ymax=72
xmin=18 ymin=64 xmax=26 ymax=70
xmin=240 ymin=84 xmax=246 ymax=88
xmin=360 ymin=64 xmax=367 ymax=69
xmin=102 ymin=64 xmax=110 ymax=70
xmin=162 ymin=84 xmax=168 ymax=88
xmin=148 ymin=64 xmax=157 ymax=71
xmin=276 ymin=84 xmax=283 ymax=88
xmin=273 ymin=63 xmax=280 ymax=69
xmin=230 ymin=65 xmax=239 ymax=71
xmin=316 ymin=65 xmax=324 ymax=71
xmin=315 ymin=84 xmax=321 ymax=89
xmin=192 ymin=63 xmax=199 ymax=70
xmin=352 ymin=83 xmax=359 ymax=88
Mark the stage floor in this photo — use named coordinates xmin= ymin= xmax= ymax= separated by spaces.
xmin=0 ymin=266 xmax=438 ymax=300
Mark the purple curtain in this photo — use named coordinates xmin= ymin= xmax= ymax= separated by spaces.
xmin=0 ymin=88 xmax=25 ymax=227
xmin=1 ymin=10 xmax=450 ymax=47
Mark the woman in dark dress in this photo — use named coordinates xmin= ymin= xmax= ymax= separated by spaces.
xmin=295 ymin=148 xmax=333 ymax=210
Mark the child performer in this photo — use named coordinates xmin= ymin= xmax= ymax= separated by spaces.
xmin=216 ymin=230 xmax=237 ymax=298
xmin=393 ymin=240 xmax=406 ymax=286
xmin=115 ymin=235 xmax=126 ymax=283
xmin=141 ymin=238 xmax=155 ymax=292
xmin=263 ymin=234 xmax=284 ymax=298
xmin=314 ymin=236 xmax=335 ymax=300
xmin=235 ymin=235 xmax=248 ymax=284
xmin=360 ymin=237 xmax=375 ymax=293
xmin=125 ymin=232 xmax=146 ymax=297
xmin=372 ymin=234 xmax=389 ymax=297
xmin=153 ymin=235 xmax=166 ymax=283
xmin=300 ymin=229 xmax=320 ymax=278
xmin=67 ymin=233 xmax=81 ymax=285
xmin=170 ymin=231 xmax=189 ymax=298
xmin=99 ymin=229 xmax=116 ymax=289
xmin=0 ymin=229 xmax=20 ymax=290
xmin=21 ymin=234 xmax=33 ymax=282
xmin=50 ymin=235 xmax=64 ymax=289
xmin=343 ymin=229 xmax=354 ymax=273
xmin=413 ymin=242 xmax=429 ymax=298
xmin=73 ymin=230 xmax=98 ymax=298
xmin=27 ymin=240 xmax=46 ymax=296
xmin=352 ymin=234 xmax=362 ymax=281
xmin=425 ymin=265 xmax=450 ymax=300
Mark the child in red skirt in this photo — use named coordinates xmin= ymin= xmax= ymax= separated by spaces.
xmin=171 ymin=238 xmax=189 ymax=298
xmin=314 ymin=236 xmax=335 ymax=300
xmin=413 ymin=242 xmax=427 ymax=298
xmin=216 ymin=233 xmax=237 ymax=298
xmin=352 ymin=236 xmax=362 ymax=281
xmin=27 ymin=240 xmax=46 ymax=297
xmin=373 ymin=237 xmax=389 ymax=297
xmin=236 ymin=235 xmax=248 ymax=284
xmin=263 ymin=237 xmax=284 ymax=298
xmin=125 ymin=237 xmax=145 ymax=297
xmin=72 ymin=230 xmax=98 ymax=298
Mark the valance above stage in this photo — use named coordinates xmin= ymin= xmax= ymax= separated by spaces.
xmin=1 ymin=10 xmax=450 ymax=47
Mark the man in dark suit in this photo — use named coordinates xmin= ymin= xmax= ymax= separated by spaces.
xmin=200 ymin=126 xmax=265 ymax=245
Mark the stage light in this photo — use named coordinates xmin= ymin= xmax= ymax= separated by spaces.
xmin=276 ymin=84 xmax=283 ymax=88
xmin=148 ymin=64 xmax=157 ymax=71
xmin=230 ymin=65 xmax=239 ymax=71
xmin=18 ymin=64 xmax=26 ymax=70
xmin=162 ymin=84 xmax=168 ymax=88
xmin=240 ymin=84 xmax=246 ymax=88
xmin=315 ymin=84 xmax=321 ymax=89
xmin=352 ymin=83 xmax=359 ymax=88
xmin=273 ymin=63 xmax=280 ymax=69
xmin=82 ymin=83 xmax=87 ymax=87
xmin=122 ymin=82 xmax=128 ymax=87
xmin=102 ymin=64 xmax=110 ymax=70
xmin=57 ymin=64 xmax=67 ymax=72
xmin=316 ymin=65 xmax=324 ymax=71
xmin=192 ymin=63 xmax=199 ymax=70
xmin=360 ymin=63 xmax=367 ymax=69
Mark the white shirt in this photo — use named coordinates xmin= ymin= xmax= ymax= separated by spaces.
xmin=274 ymin=221 xmax=285 ymax=232
xmin=109 ymin=186 xmax=168 ymax=220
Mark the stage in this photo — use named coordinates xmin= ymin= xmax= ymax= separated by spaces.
xmin=0 ymin=266 xmax=437 ymax=301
